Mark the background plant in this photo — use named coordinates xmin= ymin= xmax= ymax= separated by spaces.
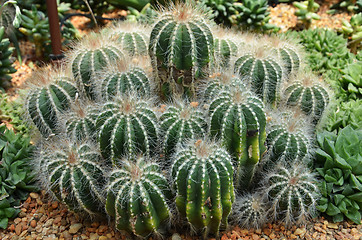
xmin=0 ymin=27 xmax=16 ymax=89
xmin=339 ymin=13 xmax=362 ymax=54
xmin=293 ymin=0 xmax=320 ymax=29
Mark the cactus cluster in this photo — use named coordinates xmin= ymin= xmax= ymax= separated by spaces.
xmin=24 ymin=2 xmax=331 ymax=238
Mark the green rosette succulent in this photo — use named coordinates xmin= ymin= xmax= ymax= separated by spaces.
xmin=315 ymin=126 xmax=362 ymax=224
xmin=340 ymin=61 xmax=362 ymax=99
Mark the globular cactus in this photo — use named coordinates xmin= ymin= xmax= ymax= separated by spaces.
xmin=68 ymin=33 xmax=125 ymax=99
xmin=159 ymin=101 xmax=207 ymax=160
xmin=98 ymin=59 xmax=152 ymax=101
xmin=171 ymin=139 xmax=234 ymax=236
xmin=230 ymin=193 xmax=267 ymax=229
xmin=64 ymin=99 xmax=99 ymax=141
xmin=264 ymin=36 xmax=303 ymax=76
xmin=96 ymin=94 xmax=158 ymax=163
xmin=212 ymin=28 xmax=239 ymax=67
xmin=106 ymin=156 xmax=173 ymax=237
xmin=38 ymin=140 xmax=107 ymax=215
xmin=208 ymin=85 xmax=266 ymax=190
xmin=234 ymin=47 xmax=284 ymax=105
xmin=262 ymin=161 xmax=319 ymax=226
xmin=106 ymin=22 xmax=150 ymax=56
xmin=0 ymin=26 xmax=16 ymax=89
xmin=26 ymin=68 xmax=79 ymax=137
xmin=283 ymin=73 xmax=330 ymax=122
xmin=265 ymin=108 xmax=312 ymax=167
xmin=149 ymin=2 xmax=214 ymax=99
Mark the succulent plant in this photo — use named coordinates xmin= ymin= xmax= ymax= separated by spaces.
xmin=0 ymin=26 xmax=16 ymax=89
xmin=96 ymin=94 xmax=158 ymax=163
xmin=26 ymin=68 xmax=79 ymax=137
xmin=339 ymin=60 xmax=362 ymax=99
xmin=283 ymin=73 xmax=330 ymax=123
xmin=262 ymin=161 xmax=319 ymax=226
xmin=149 ymin=2 xmax=214 ymax=99
xmin=265 ymin=108 xmax=312 ymax=167
xmin=68 ymin=33 xmax=125 ymax=100
xmin=208 ymin=84 xmax=266 ymax=189
xmin=159 ymin=101 xmax=207 ymax=160
xmin=99 ymin=60 xmax=152 ymax=101
xmin=38 ymin=140 xmax=107 ymax=216
xmin=199 ymin=0 xmax=237 ymax=27
xmin=18 ymin=6 xmax=50 ymax=59
xmin=212 ymin=28 xmax=239 ymax=67
xmin=293 ymin=0 xmax=320 ymax=29
xmin=64 ymin=100 xmax=99 ymax=142
xmin=126 ymin=3 xmax=159 ymax=25
xmin=106 ymin=22 xmax=150 ymax=56
xmin=229 ymin=193 xmax=267 ymax=229
xmin=339 ymin=13 xmax=362 ymax=54
xmin=315 ymin=126 xmax=362 ymax=224
xmin=106 ymin=156 xmax=173 ymax=237
xmin=234 ymin=48 xmax=283 ymax=105
xmin=171 ymin=139 xmax=234 ymax=236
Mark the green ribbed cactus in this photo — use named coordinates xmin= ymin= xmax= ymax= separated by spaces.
xmin=208 ymin=85 xmax=266 ymax=190
xmin=262 ymin=161 xmax=319 ymax=226
xmin=234 ymin=48 xmax=283 ymax=105
xmin=64 ymin=100 xmax=99 ymax=141
xmin=171 ymin=139 xmax=234 ymax=236
xmin=106 ymin=156 xmax=172 ymax=237
xmin=26 ymin=68 xmax=79 ymax=137
xmin=99 ymin=61 xmax=152 ymax=101
xmin=283 ymin=73 xmax=330 ymax=122
xmin=266 ymin=36 xmax=302 ymax=76
xmin=96 ymin=94 xmax=158 ymax=163
xmin=160 ymin=101 xmax=207 ymax=160
xmin=106 ymin=22 xmax=150 ymax=56
xmin=149 ymin=2 xmax=214 ymax=99
xmin=265 ymin=108 xmax=312 ymax=166
xmin=69 ymin=33 xmax=125 ymax=99
xmin=230 ymin=193 xmax=267 ymax=229
xmin=212 ymin=28 xmax=239 ymax=67
xmin=39 ymin=141 xmax=106 ymax=215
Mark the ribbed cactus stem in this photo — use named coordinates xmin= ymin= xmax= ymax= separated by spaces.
xmin=283 ymin=73 xmax=330 ymax=122
xmin=26 ymin=68 xmax=79 ymax=137
xmin=39 ymin=141 xmax=106 ymax=215
xmin=106 ymin=156 xmax=172 ymax=237
xmin=69 ymin=33 xmax=125 ymax=99
xmin=234 ymin=48 xmax=283 ymax=105
xmin=149 ymin=2 xmax=214 ymax=99
xmin=214 ymin=37 xmax=238 ymax=67
xmin=160 ymin=101 xmax=207 ymax=160
xmin=265 ymin=108 xmax=312 ymax=167
xmin=99 ymin=61 xmax=152 ymax=101
xmin=96 ymin=94 xmax=158 ymax=163
xmin=263 ymin=161 xmax=319 ymax=226
xmin=208 ymin=85 xmax=266 ymax=190
xmin=171 ymin=139 xmax=234 ymax=236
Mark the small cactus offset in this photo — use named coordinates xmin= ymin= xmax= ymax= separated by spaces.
xmin=208 ymin=85 xmax=266 ymax=190
xmin=262 ymin=161 xmax=319 ymax=226
xmin=171 ymin=139 xmax=234 ymax=236
xmin=106 ymin=156 xmax=173 ymax=237
xmin=159 ymin=101 xmax=207 ymax=160
xmin=234 ymin=48 xmax=284 ymax=105
xmin=106 ymin=22 xmax=150 ymax=56
xmin=99 ymin=60 xmax=152 ymax=101
xmin=38 ymin=141 xmax=107 ymax=215
xmin=230 ymin=193 xmax=267 ymax=229
xmin=149 ymin=2 xmax=214 ymax=99
xmin=212 ymin=28 xmax=239 ymax=67
xmin=283 ymin=73 xmax=330 ymax=122
xmin=265 ymin=108 xmax=312 ymax=167
xmin=64 ymin=100 xmax=99 ymax=141
xmin=68 ymin=33 xmax=125 ymax=99
xmin=0 ymin=26 xmax=16 ymax=89
xmin=26 ymin=68 xmax=79 ymax=137
xmin=96 ymin=94 xmax=158 ymax=163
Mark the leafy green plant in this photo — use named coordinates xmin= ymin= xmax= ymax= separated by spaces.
xmin=126 ymin=3 xmax=158 ymax=24
xmin=339 ymin=13 xmax=362 ymax=54
xmin=0 ymin=125 xmax=38 ymax=229
xmin=293 ymin=0 xmax=320 ymax=29
xmin=0 ymin=27 xmax=16 ymax=89
xmin=329 ymin=0 xmax=362 ymax=14
xmin=315 ymin=126 xmax=362 ymax=224
xmin=199 ymin=0 xmax=237 ymax=27
xmin=339 ymin=60 xmax=362 ymax=99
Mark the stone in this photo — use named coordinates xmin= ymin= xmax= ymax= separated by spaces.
xmin=29 ymin=193 xmax=39 ymax=199
xmin=327 ymin=222 xmax=339 ymax=229
xmin=44 ymin=219 xmax=54 ymax=227
xmin=99 ymin=236 xmax=108 ymax=240
xmin=30 ymin=220 xmax=36 ymax=228
xmin=69 ymin=223 xmax=83 ymax=234
xmin=15 ymin=224 xmax=22 ymax=235
xmin=294 ymin=228 xmax=306 ymax=236
xmin=172 ymin=233 xmax=182 ymax=240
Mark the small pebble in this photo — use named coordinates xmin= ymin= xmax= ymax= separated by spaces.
xmin=15 ymin=224 xmax=22 ymax=235
xmin=69 ymin=223 xmax=83 ymax=234
xmin=29 ymin=193 xmax=39 ymax=199
xmin=328 ymin=222 xmax=339 ymax=229
xmin=30 ymin=220 xmax=36 ymax=228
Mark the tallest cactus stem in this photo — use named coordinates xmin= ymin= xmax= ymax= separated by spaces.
xmin=149 ymin=2 xmax=214 ymax=100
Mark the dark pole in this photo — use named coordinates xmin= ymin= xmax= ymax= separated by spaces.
xmin=46 ymin=0 xmax=64 ymax=60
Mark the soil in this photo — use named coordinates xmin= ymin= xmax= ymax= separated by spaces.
xmin=1 ymin=1 xmax=361 ymax=240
